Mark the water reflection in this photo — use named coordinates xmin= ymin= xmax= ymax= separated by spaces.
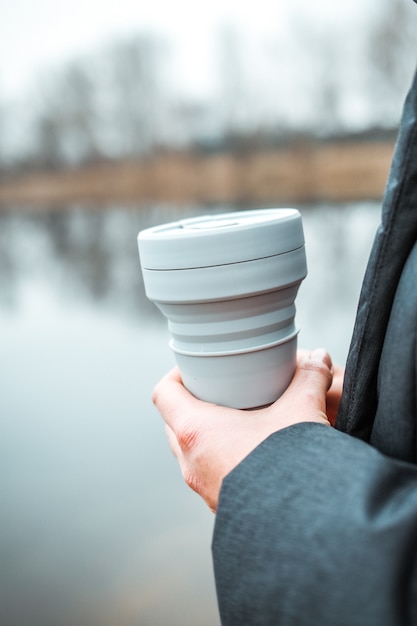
xmin=0 ymin=202 xmax=381 ymax=626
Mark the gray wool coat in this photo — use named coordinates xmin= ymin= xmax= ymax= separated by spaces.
xmin=212 ymin=67 xmax=417 ymax=626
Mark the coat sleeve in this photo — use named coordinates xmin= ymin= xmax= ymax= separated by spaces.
xmin=212 ymin=423 xmax=417 ymax=626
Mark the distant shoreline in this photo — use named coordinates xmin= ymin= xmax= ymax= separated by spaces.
xmin=0 ymin=140 xmax=395 ymax=210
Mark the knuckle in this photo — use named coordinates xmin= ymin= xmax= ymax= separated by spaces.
xmin=301 ymin=359 xmax=326 ymax=374
xmin=183 ymin=468 xmax=201 ymax=493
xmin=151 ymin=383 xmax=161 ymax=407
xmin=177 ymin=421 xmax=200 ymax=452
xmin=300 ymin=360 xmax=333 ymax=387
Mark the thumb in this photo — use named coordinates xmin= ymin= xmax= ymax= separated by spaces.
xmin=283 ymin=348 xmax=333 ymax=420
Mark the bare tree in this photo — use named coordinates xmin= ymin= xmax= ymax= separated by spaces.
xmin=29 ymin=32 xmax=170 ymax=166
xmin=367 ymin=0 xmax=417 ymax=123
xmin=33 ymin=62 xmax=98 ymax=167
xmin=100 ymin=34 xmax=167 ymax=157
xmin=215 ymin=24 xmax=249 ymax=138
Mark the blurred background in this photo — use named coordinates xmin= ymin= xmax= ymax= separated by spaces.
xmin=1 ymin=1 xmax=416 ymax=625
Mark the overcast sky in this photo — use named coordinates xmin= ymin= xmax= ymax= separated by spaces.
xmin=0 ymin=0 xmax=374 ymax=102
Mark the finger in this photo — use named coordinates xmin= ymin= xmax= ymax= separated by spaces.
xmin=152 ymin=366 xmax=182 ymax=399
xmin=286 ymin=348 xmax=333 ymax=415
xmin=164 ymin=424 xmax=193 ymax=490
xmin=298 ymin=348 xmax=333 ymax=380
xmin=165 ymin=424 xmax=204 ymax=504
xmin=152 ymin=367 xmax=200 ymax=431
xmin=165 ymin=423 xmax=182 ymax=459
xmin=331 ymin=364 xmax=344 ymax=385
xmin=326 ymin=364 xmax=344 ymax=426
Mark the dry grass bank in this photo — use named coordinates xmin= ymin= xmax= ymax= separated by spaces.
xmin=0 ymin=141 xmax=395 ymax=209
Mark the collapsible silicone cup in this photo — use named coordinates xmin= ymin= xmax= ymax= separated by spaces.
xmin=138 ymin=208 xmax=307 ymax=409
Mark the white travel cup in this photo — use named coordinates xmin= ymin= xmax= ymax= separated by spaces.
xmin=138 ymin=208 xmax=307 ymax=408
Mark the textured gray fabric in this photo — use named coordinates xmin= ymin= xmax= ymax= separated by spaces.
xmin=213 ymin=424 xmax=417 ymax=625
xmin=370 ymin=239 xmax=417 ymax=462
xmin=336 ymin=67 xmax=417 ymax=442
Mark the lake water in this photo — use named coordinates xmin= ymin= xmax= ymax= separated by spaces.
xmin=0 ymin=202 xmax=381 ymax=626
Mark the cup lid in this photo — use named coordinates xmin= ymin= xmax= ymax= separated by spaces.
xmin=138 ymin=208 xmax=304 ymax=270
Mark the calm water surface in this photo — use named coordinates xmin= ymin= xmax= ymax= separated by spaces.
xmin=0 ymin=203 xmax=381 ymax=626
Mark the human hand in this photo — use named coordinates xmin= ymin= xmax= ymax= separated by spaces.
xmin=152 ymin=348 xmax=333 ymax=513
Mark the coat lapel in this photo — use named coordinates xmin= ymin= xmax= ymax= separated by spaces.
xmin=336 ymin=67 xmax=417 ymax=440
